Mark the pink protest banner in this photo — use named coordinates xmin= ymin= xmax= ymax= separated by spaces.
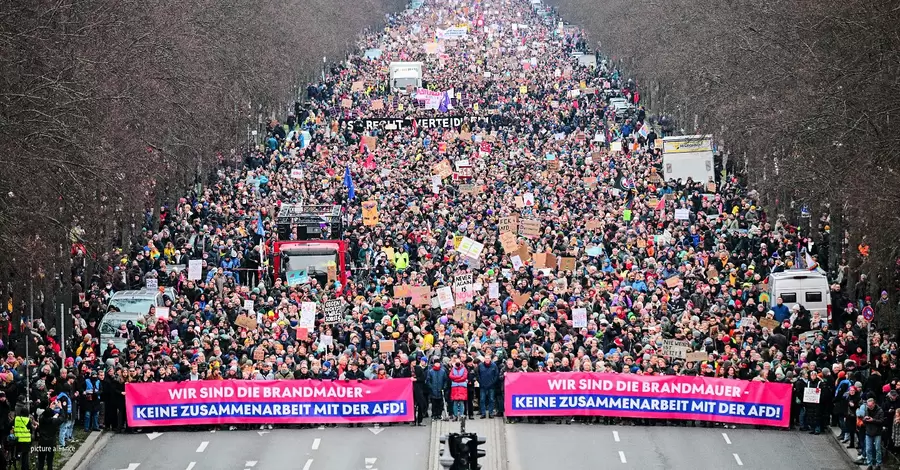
xmin=126 ymin=379 xmax=413 ymax=427
xmin=504 ymin=372 xmax=791 ymax=427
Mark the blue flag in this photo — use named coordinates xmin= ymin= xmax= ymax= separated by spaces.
xmin=256 ymin=211 xmax=265 ymax=237
xmin=343 ymin=166 xmax=356 ymax=200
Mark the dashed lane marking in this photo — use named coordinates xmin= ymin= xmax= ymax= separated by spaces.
xmin=196 ymin=441 xmax=209 ymax=453
xmin=619 ymin=451 xmax=627 ymax=463
xmin=722 ymin=433 xmax=731 ymax=444
xmin=733 ymin=453 xmax=743 ymax=466
xmin=302 ymin=459 xmax=314 ymax=470
xmin=312 ymin=438 xmax=321 ymax=450
xmin=613 ymin=430 xmax=620 ymax=442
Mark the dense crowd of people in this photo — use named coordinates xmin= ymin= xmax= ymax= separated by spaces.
xmin=2 ymin=0 xmax=898 ymax=469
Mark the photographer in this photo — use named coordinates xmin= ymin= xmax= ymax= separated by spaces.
xmin=36 ymin=397 xmax=65 ymax=470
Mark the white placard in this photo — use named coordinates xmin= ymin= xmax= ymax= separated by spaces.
xmin=243 ymin=300 xmax=254 ymax=312
xmin=803 ymin=387 xmax=821 ymax=404
xmin=188 ymin=259 xmax=203 ymax=281
xmin=145 ymin=278 xmax=158 ymax=290
xmin=437 ymin=286 xmax=455 ymax=310
xmin=660 ymin=339 xmax=691 ymax=359
xmin=511 ymin=255 xmax=523 ymax=270
xmin=488 ymin=282 xmax=500 ymax=299
xmin=290 ymin=168 xmax=304 ymax=179
xmin=155 ymin=306 xmax=170 ymax=320
xmin=523 ymin=193 xmax=535 ymax=207
xmin=674 ymin=208 xmax=691 ymax=220
xmin=320 ymin=334 xmax=334 ymax=347
xmin=572 ymin=308 xmax=588 ymax=328
xmin=300 ymin=302 xmax=317 ymax=328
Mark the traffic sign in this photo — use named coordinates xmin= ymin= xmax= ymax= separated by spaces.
xmin=862 ymin=306 xmax=874 ymax=321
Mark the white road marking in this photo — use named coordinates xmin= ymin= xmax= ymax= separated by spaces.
xmin=185 ymin=463 xmax=196 ymax=470
xmin=365 ymin=457 xmax=377 ymax=469
xmin=302 ymin=459 xmax=314 ymax=470
xmin=119 ymin=465 xmax=140 ymax=470
xmin=613 ymin=430 xmax=620 ymax=442
xmin=196 ymin=441 xmax=209 ymax=453
xmin=257 ymin=431 xmax=270 ymax=436
xmin=619 ymin=451 xmax=627 ymax=463
xmin=147 ymin=432 xmax=163 ymax=440
xmin=312 ymin=438 xmax=321 ymax=450
xmin=733 ymin=453 xmax=743 ymax=466
xmin=722 ymin=433 xmax=731 ymax=444
xmin=210 ymin=429 xmax=216 ymax=433
xmin=246 ymin=461 xmax=258 ymax=467
xmin=368 ymin=427 xmax=384 ymax=435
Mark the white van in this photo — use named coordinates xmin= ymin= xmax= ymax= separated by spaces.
xmin=768 ymin=270 xmax=830 ymax=323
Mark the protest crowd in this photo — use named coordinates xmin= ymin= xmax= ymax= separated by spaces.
xmin=3 ymin=0 xmax=899 ymax=469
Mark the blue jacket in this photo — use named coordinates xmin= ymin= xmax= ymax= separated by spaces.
xmin=425 ymin=366 xmax=448 ymax=398
xmin=477 ymin=361 xmax=499 ymax=389
xmin=772 ymin=304 xmax=790 ymax=322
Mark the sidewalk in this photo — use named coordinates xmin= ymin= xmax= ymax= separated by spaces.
xmin=829 ymin=426 xmax=877 ymax=469
xmin=428 ymin=417 xmax=506 ymax=470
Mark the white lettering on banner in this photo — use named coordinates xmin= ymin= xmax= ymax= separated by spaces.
xmin=168 ymin=385 xmax=364 ymax=400
xmin=135 ymin=402 xmax=408 ymax=419
xmin=547 ymin=378 xmax=746 ymax=397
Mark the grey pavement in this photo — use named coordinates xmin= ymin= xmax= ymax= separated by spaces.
xmin=429 ymin=417 xmax=506 ymax=470
xmin=83 ymin=424 xmax=430 ymax=470
xmin=506 ymin=423 xmax=856 ymax=470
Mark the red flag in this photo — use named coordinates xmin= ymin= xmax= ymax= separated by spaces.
xmin=364 ymin=153 xmax=376 ymax=170
xmin=655 ymin=198 xmax=665 ymax=211
xmin=412 ymin=119 xmax=418 ymax=135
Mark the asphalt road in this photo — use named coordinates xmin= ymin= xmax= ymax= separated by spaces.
xmin=84 ymin=424 xmax=430 ymax=470
xmin=506 ymin=423 xmax=856 ymax=470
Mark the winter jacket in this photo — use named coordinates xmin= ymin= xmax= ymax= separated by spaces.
xmin=864 ymin=404 xmax=886 ymax=436
xmin=425 ymin=366 xmax=448 ymax=399
xmin=449 ymin=365 xmax=468 ymax=401
xmin=477 ymin=361 xmax=500 ymax=389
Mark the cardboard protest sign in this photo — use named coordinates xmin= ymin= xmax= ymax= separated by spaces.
xmin=453 ymin=308 xmax=476 ymax=323
xmin=363 ymin=135 xmax=377 ymax=152
xmin=351 ymin=81 xmax=364 ymax=92
xmin=707 ymin=182 xmax=716 ymax=192
xmin=660 ymin=339 xmax=690 ymax=359
xmin=379 ymin=340 xmax=395 ymax=353
xmin=759 ymin=318 xmax=780 ymax=331
xmin=341 ymin=98 xmax=352 ymax=108
xmin=371 ymin=99 xmax=384 ymax=110
xmin=636 ymin=239 xmax=647 ymax=249
xmin=519 ymin=219 xmax=541 ymax=239
xmin=665 ymin=276 xmax=681 ymax=288
xmin=560 ymin=257 xmax=576 ymax=271
xmin=393 ymin=284 xmax=412 ymax=299
xmin=533 ymin=252 xmax=557 ymax=269
xmin=685 ymin=351 xmax=708 ymax=362
xmin=514 ymin=196 xmax=525 ymax=208
xmin=362 ymin=200 xmax=379 ymax=226
xmin=432 ymin=160 xmax=453 ymax=179
xmin=410 ymin=286 xmax=432 ymax=307
xmin=585 ymin=219 xmax=602 ymax=230
xmin=547 ymin=160 xmax=560 ymax=171
xmin=511 ymin=291 xmax=531 ymax=308
xmin=459 ymin=184 xmax=481 ymax=194
xmin=517 ymin=242 xmax=532 ymax=263
xmin=324 ymin=299 xmax=344 ymax=324
xmin=498 ymin=216 xmax=518 ymax=234
xmin=235 ymin=314 xmax=258 ymax=330
xmin=499 ymin=232 xmax=518 ymax=253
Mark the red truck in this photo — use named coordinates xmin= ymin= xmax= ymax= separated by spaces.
xmin=271 ymin=203 xmax=349 ymax=288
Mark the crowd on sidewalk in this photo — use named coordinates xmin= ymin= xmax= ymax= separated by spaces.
xmin=3 ymin=0 xmax=899 ymax=469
